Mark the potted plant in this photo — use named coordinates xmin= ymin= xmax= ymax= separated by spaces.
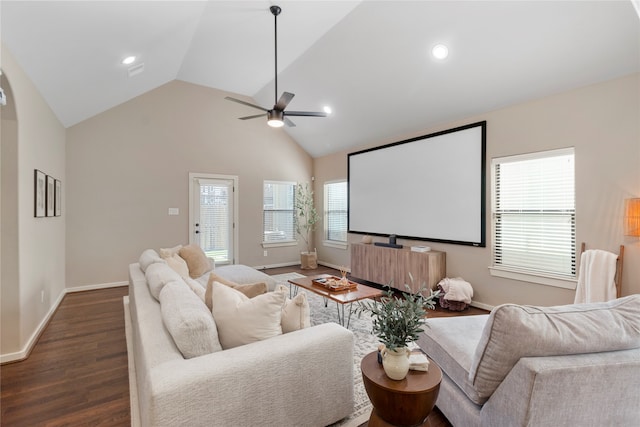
xmin=357 ymin=278 xmax=440 ymax=380
xmin=294 ymin=182 xmax=319 ymax=269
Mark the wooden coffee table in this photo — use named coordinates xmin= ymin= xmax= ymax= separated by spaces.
xmin=361 ymin=351 xmax=442 ymax=426
xmin=288 ymin=274 xmax=383 ymax=328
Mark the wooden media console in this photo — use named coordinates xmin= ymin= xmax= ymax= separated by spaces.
xmin=350 ymin=243 xmax=446 ymax=294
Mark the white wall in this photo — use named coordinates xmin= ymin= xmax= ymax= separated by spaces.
xmin=314 ymin=73 xmax=640 ymax=308
xmin=66 ymin=80 xmax=313 ymax=288
xmin=1 ymin=45 xmax=66 ymax=358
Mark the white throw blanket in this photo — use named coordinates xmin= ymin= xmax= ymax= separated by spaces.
xmin=438 ymin=277 xmax=473 ymax=304
xmin=574 ymin=249 xmax=618 ymax=304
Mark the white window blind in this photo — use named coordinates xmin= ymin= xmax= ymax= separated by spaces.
xmin=196 ymin=178 xmax=232 ymax=263
xmin=263 ymin=181 xmax=295 ymax=243
xmin=492 ymin=148 xmax=576 ymax=277
xmin=325 ymin=181 xmax=348 ymax=242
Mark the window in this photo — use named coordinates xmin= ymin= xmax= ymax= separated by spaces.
xmin=491 ymin=148 xmax=576 ymax=283
xmin=324 ymin=181 xmax=348 ymax=247
xmin=263 ymin=181 xmax=296 ymax=246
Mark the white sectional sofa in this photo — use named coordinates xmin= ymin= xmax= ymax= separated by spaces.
xmin=125 ymin=249 xmax=355 ymax=427
xmin=417 ymin=295 xmax=640 ymax=427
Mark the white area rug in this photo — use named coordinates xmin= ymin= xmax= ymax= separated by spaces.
xmin=270 ymin=273 xmax=377 ymax=427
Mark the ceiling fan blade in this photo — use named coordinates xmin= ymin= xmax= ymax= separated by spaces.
xmin=284 ymin=111 xmax=328 ymax=118
xmin=284 ymin=117 xmax=296 ymax=127
xmin=275 ymin=92 xmax=295 ymax=110
xmin=239 ymin=113 xmax=267 ymax=120
xmin=225 ymin=96 xmax=268 ymax=112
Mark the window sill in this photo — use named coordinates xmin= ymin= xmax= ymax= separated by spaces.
xmin=262 ymin=241 xmax=297 ymax=249
xmin=323 ymin=240 xmax=348 ymax=250
xmin=488 ymin=266 xmax=577 ymax=290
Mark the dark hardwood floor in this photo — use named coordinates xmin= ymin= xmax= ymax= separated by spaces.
xmin=1 ymin=265 xmax=486 ymax=426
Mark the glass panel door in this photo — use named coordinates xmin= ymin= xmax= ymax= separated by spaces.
xmin=192 ymin=177 xmax=234 ymax=265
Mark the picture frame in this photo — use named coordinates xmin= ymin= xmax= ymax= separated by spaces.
xmin=46 ymin=175 xmax=55 ymax=217
xmin=55 ymin=179 xmax=62 ymax=216
xmin=34 ymin=169 xmax=46 ymax=217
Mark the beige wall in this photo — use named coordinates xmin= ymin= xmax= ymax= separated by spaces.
xmin=1 ymin=46 xmax=66 ymax=357
xmin=66 ymin=80 xmax=312 ymax=288
xmin=313 ymin=73 xmax=640 ymax=308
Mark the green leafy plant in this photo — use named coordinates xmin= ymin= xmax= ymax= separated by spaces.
xmin=294 ymin=182 xmax=319 ymax=254
xmin=356 ymin=276 xmax=440 ymax=351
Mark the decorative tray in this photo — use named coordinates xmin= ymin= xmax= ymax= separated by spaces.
xmin=312 ymin=276 xmax=358 ymax=292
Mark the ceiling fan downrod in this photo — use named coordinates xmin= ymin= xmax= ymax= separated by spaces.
xmin=270 ymin=5 xmax=281 ymax=107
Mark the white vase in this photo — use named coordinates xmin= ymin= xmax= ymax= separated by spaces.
xmin=382 ymin=347 xmax=410 ymax=380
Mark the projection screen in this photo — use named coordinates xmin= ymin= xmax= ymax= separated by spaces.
xmin=348 ymin=121 xmax=486 ymax=247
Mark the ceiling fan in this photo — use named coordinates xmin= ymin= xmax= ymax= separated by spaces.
xmin=225 ymin=5 xmax=327 ymax=128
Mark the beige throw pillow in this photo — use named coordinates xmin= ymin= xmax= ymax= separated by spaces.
xmin=159 ymin=244 xmax=183 ymax=259
xmin=164 ymin=253 xmax=189 ymax=278
xmin=179 ymin=244 xmax=212 ymax=278
xmin=205 ymin=273 xmax=267 ymax=308
xmin=281 ymin=292 xmax=311 ymax=333
xmin=209 ymin=281 xmax=286 ymax=349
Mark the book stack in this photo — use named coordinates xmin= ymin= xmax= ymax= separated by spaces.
xmin=409 ymin=352 xmax=430 ymax=371
xmin=406 ymin=342 xmax=429 ymax=371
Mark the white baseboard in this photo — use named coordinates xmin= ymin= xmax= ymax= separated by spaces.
xmin=252 ymin=261 xmax=300 ymax=270
xmin=318 ymin=260 xmax=351 ymax=273
xmin=0 ymin=280 xmax=128 ymax=364
xmin=66 ymin=280 xmax=128 ymax=293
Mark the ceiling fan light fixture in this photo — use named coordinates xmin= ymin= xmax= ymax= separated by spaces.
xmin=431 ymin=44 xmax=449 ymax=60
xmin=267 ymin=110 xmax=284 ymax=127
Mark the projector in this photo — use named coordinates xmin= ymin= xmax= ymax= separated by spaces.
xmin=0 ymin=87 xmax=6 ymax=106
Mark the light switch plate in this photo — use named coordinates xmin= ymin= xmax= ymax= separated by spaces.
xmin=168 ymin=208 xmax=179 ymax=215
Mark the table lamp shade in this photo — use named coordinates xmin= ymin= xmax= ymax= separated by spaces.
xmin=624 ymin=198 xmax=640 ymax=237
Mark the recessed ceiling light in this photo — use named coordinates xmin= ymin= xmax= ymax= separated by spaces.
xmin=323 ymin=106 xmax=332 ymax=115
xmin=431 ymin=44 xmax=449 ymax=60
xmin=122 ymin=56 xmax=136 ymax=65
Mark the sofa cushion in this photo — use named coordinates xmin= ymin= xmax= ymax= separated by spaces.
xmin=179 ymin=244 xmax=213 ymax=278
xmin=145 ymin=262 xmax=183 ymax=300
xmin=469 ymin=294 xmax=640 ymax=403
xmin=209 ymin=281 xmax=286 ymax=349
xmin=417 ymin=314 xmax=488 ymax=405
xmin=184 ymin=277 xmax=206 ymax=301
xmin=158 ymin=280 xmax=222 ymax=358
xmin=139 ymin=249 xmax=165 ymax=273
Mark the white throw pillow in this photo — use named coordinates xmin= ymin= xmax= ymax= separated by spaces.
xmin=145 ymin=262 xmax=183 ymax=301
xmin=159 ymin=280 xmax=222 ymax=358
xmin=276 ymin=285 xmax=311 ymax=333
xmin=210 ymin=281 xmax=286 ymax=349
xmin=139 ymin=249 xmax=164 ymax=273
xmin=164 ymin=253 xmax=189 ymax=278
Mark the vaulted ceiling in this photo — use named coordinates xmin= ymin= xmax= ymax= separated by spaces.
xmin=2 ymin=1 xmax=639 ymax=157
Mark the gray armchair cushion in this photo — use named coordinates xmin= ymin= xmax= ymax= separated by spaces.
xmin=469 ymin=294 xmax=640 ymax=403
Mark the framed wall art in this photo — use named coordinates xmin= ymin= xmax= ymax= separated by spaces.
xmin=55 ymin=179 xmax=62 ymax=216
xmin=46 ymin=175 xmax=55 ymax=217
xmin=34 ymin=169 xmax=46 ymax=217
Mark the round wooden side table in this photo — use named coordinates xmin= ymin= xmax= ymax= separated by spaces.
xmin=361 ymin=351 xmax=442 ymax=427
